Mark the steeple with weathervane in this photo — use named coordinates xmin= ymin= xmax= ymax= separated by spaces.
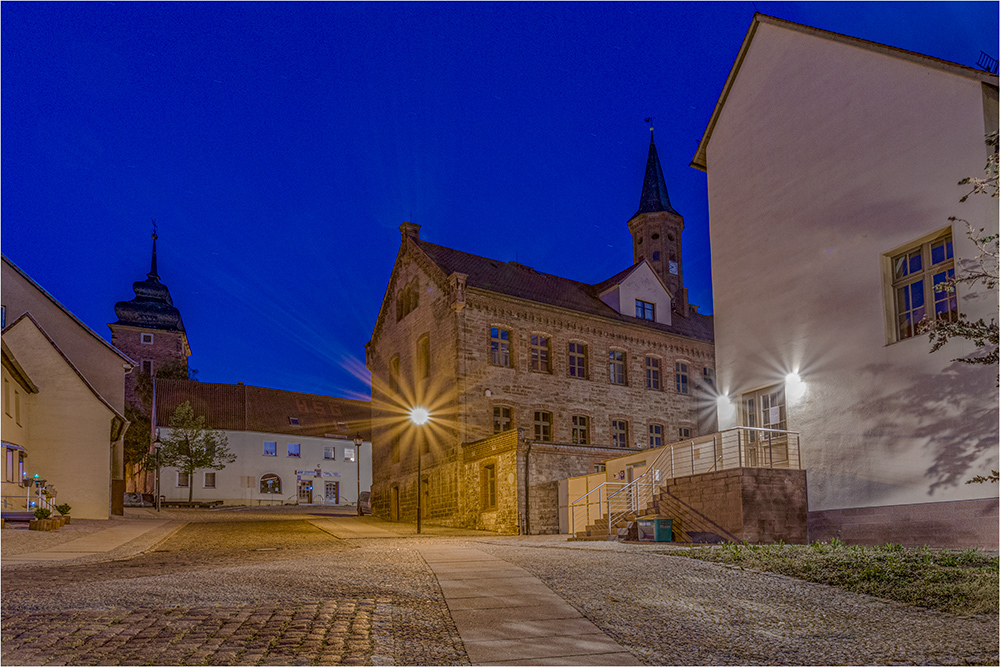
xmin=109 ymin=224 xmax=191 ymax=405
xmin=627 ymin=120 xmax=689 ymax=315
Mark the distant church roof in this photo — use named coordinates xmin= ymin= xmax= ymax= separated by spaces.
xmin=113 ymin=234 xmax=185 ymax=332
xmin=635 ymin=130 xmax=679 ymax=217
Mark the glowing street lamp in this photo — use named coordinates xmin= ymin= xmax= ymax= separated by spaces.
xmin=408 ymin=406 xmax=430 ymax=534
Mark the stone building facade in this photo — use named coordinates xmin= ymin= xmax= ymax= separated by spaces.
xmin=367 ymin=135 xmax=717 ymax=533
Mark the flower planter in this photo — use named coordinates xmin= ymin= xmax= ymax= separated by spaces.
xmin=29 ymin=519 xmax=58 ymax=531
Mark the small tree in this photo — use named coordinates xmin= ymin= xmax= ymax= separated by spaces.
xmin=160 ymin=401 xmax=235 ymax=502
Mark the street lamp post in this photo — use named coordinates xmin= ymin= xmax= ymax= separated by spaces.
xmin=354 ymin=434 xmax=364 ymax=516
xmin=408 ymin=407 xmax=430 ymax=534
xmin=152 ymin=430 xmax=162 ymax=513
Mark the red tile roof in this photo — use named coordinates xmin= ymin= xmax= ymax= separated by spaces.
xmin=155 ymin=379 xmax=371 ymax=439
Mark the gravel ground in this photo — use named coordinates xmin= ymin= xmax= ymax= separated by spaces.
xmin=468 ymin=536 xmax=1000 ymax=665
xmin=3 ymin=511 xmax=997 ymax=665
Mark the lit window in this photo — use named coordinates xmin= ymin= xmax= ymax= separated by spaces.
xmin=490 ymin=328 xmax=511 ymax=367
xmin=324 ymin=446 xmax=335 ymax=460
xmin=648 ymin=424 xmax=663 ymax=449
xmin=141 ymin=333 xmax=154 ymax=344
xmin=493 ymin=406 xmax=512 ymax=433
xmin=530 ymin=335 xmax=551 ymax=373
xmin=609 ymin=350 xmax=627 ymax=385
xmin=675 ymin=362 xmax=689 ymax=394
xmin=263 ymin=441 xmax=277 ymax=456
xmin=568 ymin=342 xmax=587 ymax=379
xmin=204 ymin=472 xmax=216 ymax=488
xmin=416 ymin=334 xmax=430 ymax=381
xmin=889 ymin=231 xmax=956 ymax=341
xmin=177 ymin=472 xmax=190 ymax=487
xmin=287 ymin=443 xmax=301 ymax=458
xmin=260 ymin=473 xmax=281 ymax=494
xmin=571 ymin=415 xmax=590 ymax=444
xmin=612 ymin=420 xmax=629 ymax=448
xmin=645 ymin=357 xmax=661 ymax=390
xmin=345 ymin=448 xmax=356 ymax=462
xmin=533 ymin=410 xmax=553 ymax=442
xmin=636 ymin=300 xmax=655 ymax=321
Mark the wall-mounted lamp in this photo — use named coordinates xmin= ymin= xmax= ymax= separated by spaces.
xmin=785 ymin=372 xmax=807 ymax=402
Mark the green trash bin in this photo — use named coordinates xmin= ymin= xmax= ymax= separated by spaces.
xmin=635 ymin=515 xmax=672 ymax=542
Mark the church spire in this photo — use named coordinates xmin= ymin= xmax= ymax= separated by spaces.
xmin=148 ymin=230 xmax=159 ymax=281
xmin=635 ymin=126 xmax=679 ymax=216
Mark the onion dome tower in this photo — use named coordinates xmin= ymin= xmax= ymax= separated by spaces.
xmin=109 ymin=232 xmax=190 ymax=403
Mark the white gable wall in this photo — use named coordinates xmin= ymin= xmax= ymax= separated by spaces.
xmin=705 ymin=22 xmax=999 ymax=513
xmin=601 ymin=263 xmax=673 ymax=325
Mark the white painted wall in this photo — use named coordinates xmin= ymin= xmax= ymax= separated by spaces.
xmin=157 ymin=429 xmax=372 ymax=507
xmin=705 ymin=23 xmax=999 ymax=511
xmin=599 ymin=262 xmax=673 ymax=325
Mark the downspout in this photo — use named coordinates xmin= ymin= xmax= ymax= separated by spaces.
xmin=523 ymin=434 xmax=531 ymax=536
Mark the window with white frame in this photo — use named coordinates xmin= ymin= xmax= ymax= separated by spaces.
xmin=675 ymin=362 xmax=689 ymax=394
xmin=490 ymin=328 xmax=511 ymax=367
xmin=645 ymin=356 xmax=661 ymax=390
xmin=530 ymin=335 xmax=551 ymax=373
xmin=534 ymin=410 xmax=553 ymax=442
xmin=493 ymin=405 xmax=512 ymax=433
xmin=648 ymin=423 xmax=663 ymax=449
xmin=345 ymin=448 xmax=356 ymax=462
xmin=571 ymin=415 xmax=590 ymax=444
xmin=609 ymin=350 xmax=627 ymax=385
xmin=324 ymin=446 xmax=335 ymax=460
xmin=888 ymin=231 xmax=957 ymax=342
xmin=611 ymin=419 xmax=629 ymax=448
xmin=141 ymin=333 xmax=154 ymax=344
xmin=177 ymin=472 xmax=190 ymax=487
xmin=568 ymin=342 xmax=587 ymax=379
xmin=204 ymin=472 xmax=216 ymax=488
xmin=635 ymin=299 xmax=655 ymax=321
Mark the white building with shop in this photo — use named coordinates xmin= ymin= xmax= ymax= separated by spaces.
xmin=155 ymin=379 xmax=371 ymax=507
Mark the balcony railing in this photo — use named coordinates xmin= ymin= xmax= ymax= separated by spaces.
xmin=569 ymin=426 xmax=801 ymax=537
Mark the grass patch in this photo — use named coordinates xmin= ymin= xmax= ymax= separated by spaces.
xmin=670 ymin=539 xmax=998 ymax=616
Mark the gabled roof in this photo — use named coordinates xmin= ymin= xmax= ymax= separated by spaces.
xmin=1 ymin=339 xmax=39 ymax=394
xmin=4 ymin=313 xmax=126 ymax=423
xmin=1 ymin=255 xmax=135 ymax=367
xmin=691 ymin=13 xmax=999 ymax=171
xmin=414 ymin=239 xmax=714 ymax=342
xmin=155 ymin=378 xmax=372 ymax=440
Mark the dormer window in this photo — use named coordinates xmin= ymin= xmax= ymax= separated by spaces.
xmin=635 ymin=300 xmax=655 ymax=321
xmin=141 ymin=333 xmax=154 ymax=344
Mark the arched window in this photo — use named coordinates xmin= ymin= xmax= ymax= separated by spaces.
xmin=260 ymin=473 xmax=282 ymax=494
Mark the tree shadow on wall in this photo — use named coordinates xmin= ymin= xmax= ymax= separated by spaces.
xmin=850 ymin=360 xmax=997 ymax=494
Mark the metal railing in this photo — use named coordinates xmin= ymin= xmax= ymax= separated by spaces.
xmin=569 ymin=427 xmax=800 ymax=537
xmin=568 ymin=481 xmax=625 ymax=536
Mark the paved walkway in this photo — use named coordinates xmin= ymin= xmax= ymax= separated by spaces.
xmin=310 ymin=517 xmax=401 ymax=539
xmin=419 ymin=545 xmax=641 ymax=665
xmin=2 ymin=519 xmax=182 ymax=564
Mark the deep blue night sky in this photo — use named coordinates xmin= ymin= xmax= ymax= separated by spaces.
xmin=2 ymin=2 xmax=997 ymax=400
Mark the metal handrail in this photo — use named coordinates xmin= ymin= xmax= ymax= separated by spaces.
xmin=569 ymin=481 xmax=625 ymax=536
xmin=568 ymin=426 xmax=801 ymax=538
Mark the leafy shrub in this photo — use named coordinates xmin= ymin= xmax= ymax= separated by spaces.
xmin=34 ymin=508 xmax=52 ymax=520
xmin=55 ymin=503 xmax=71 ymax=516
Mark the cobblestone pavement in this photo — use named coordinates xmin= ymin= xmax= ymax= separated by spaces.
xmin=2 ymin=512 xmax=467 ymax=666
xmin=3 ymin=512 xmax=998 ymax=666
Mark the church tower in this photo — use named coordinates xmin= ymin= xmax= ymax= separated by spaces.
xmin=109 ymin=233 xmax=190 ymax=406
xmin=627 ymin=128 xmax=688 ymax=315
